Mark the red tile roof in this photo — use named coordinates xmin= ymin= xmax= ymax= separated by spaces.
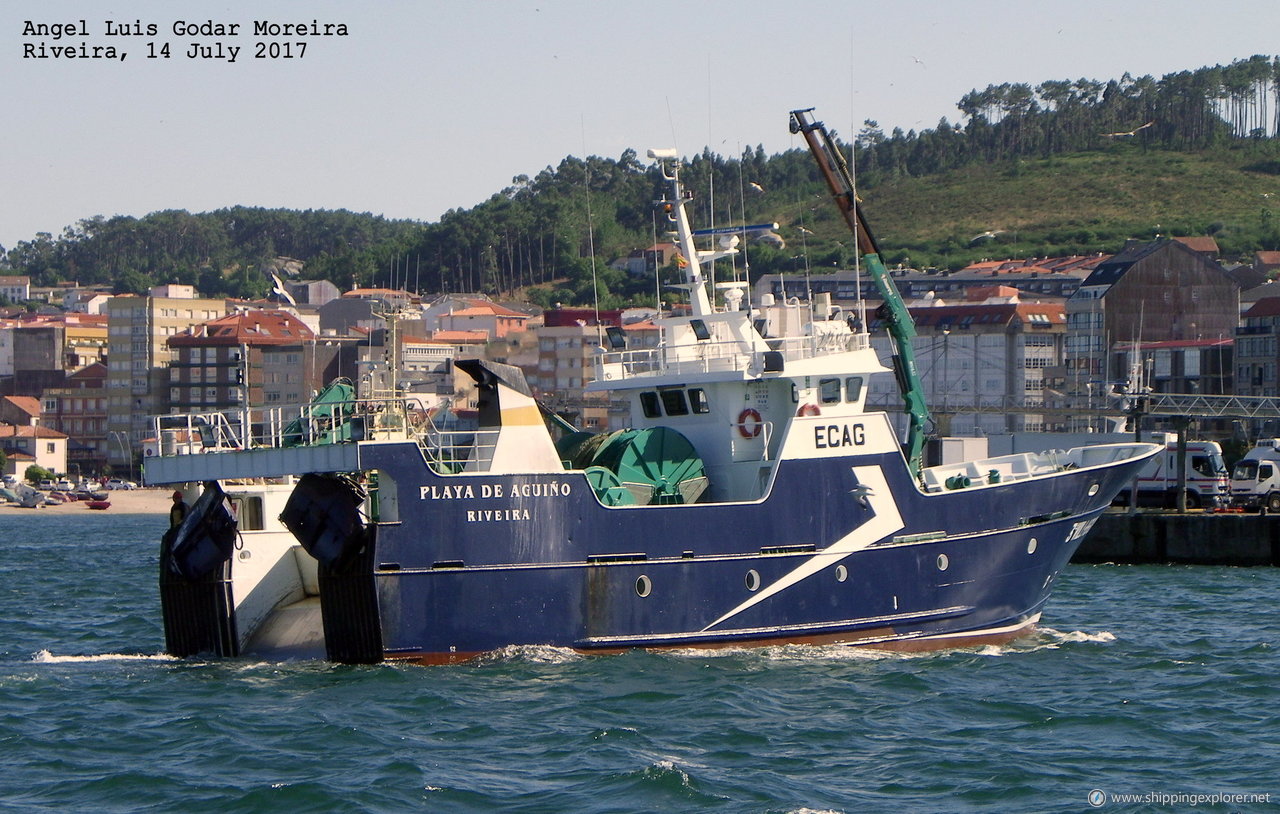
xmin=907 ymin=302 xmax=1065 ymax=328
xmin=1174 ymin=236 xmax=1220 ymax=254
xmin=1243 ymin=296 xmax=1280 ymax=318
xmin=2 ymin=396 xmax=41 ymax=417
xmin=447 ymin=303 xmax=531 ymax=318
xmin=342 ymin=288 xmax=414 ymax=299
xmin=0 ymin=424 xmax=68 ymax=439
xmin=170 ymin=310 xmax=314 ymax=346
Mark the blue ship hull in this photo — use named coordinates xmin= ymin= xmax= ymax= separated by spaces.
xmin=345 ymin=440 xmax=1141 ymax=663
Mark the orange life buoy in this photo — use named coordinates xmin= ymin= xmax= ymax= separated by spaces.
xmin=737 ymin=408 xmax=763 ymax=438
xmin=798 ymin=403 xmax=821 ymax=417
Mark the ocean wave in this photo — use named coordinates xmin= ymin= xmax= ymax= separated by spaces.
xmin=30 ymin=649 xmax=179 ymax=664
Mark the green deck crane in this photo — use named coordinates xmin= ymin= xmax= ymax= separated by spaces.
xmin=790 ymin=108 xmax=933 ymax=477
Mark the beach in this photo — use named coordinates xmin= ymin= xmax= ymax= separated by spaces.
xmin=2 ymin=487 xmax=171 ymax=514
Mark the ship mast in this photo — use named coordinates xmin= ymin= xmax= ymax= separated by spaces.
xmin=789 ymin=108 xmax=932 ymax=476
xmin=648 ymin=148 xmax=739 ymax=318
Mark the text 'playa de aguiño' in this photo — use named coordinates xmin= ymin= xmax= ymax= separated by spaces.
xmin=21 ymin=19 xmax=349 ymax=62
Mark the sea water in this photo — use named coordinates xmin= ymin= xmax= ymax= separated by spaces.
xmin=1 ymin=512 xmax=1278 ymax=812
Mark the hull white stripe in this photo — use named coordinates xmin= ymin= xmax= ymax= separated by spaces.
xmin=702 ymin=465 xmax=905 ymax=631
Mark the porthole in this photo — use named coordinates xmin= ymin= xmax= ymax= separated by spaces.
xmin=1087 ymin=483 xmax=1100 ymax=496
xmin=936 ymin=553 xmax=949 ymax=571
xmin=635 ymin=575 xmax=652 ymax=598
xmin=835 ymin=564 xmax=848 ymax=583
xmin=1027 ymin=538 xmax=1038 ymax=555
xmin=745 ymin=569 xmax=761 ymax=591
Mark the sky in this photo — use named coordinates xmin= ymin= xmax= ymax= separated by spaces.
xmin=2 ymin=0 xmax=1279 ymax=253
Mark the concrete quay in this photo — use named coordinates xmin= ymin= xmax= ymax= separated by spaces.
xmin=1075 ymin=510 xmax=1280 ymax=566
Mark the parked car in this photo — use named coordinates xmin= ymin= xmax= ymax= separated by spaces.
xmin=54 ymin=479 xmax=77 ymax=491
xmin=38 ymin=479 xmax=56 ymax=490
xmin=105 ymin=479 xmax=138 ymax=490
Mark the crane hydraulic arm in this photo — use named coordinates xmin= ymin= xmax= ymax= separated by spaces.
xmin=789 ymin=108 xmax=932 ymax=477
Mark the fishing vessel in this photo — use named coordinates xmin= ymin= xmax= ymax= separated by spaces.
xmin=144 ymin=109 xmax=1159 ymax=663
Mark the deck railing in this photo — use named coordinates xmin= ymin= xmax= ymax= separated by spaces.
xmin=151 ymin=396 xmax=418 ymax=454
xmin=594 ymin=331 xmax=868 ymax=381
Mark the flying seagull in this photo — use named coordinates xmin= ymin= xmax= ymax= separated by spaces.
xmin=970 ymin=229 xmax=1005 ymax=243
xmin=748 ymin=182 xmax=764 ymax=192
xmin=269 ymin=271 xmax=298 ymax=307
xmin=1102 ymin=121 xmax=1154 ymax=138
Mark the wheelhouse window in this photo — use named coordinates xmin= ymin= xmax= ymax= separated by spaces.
xmin=639 ymin=392 xmax=661 ymax=418
xmin=819 ymin=378 xmax=841 ymax=404
xmin=845 ymin=377 xmax=863 ymax=403
xmin=640 ymin=388 xmax=707 ymax=417
xmin=660 ymin=389 xmax=689 ymax=416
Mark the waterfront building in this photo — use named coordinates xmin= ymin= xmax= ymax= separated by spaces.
xmin=40 ymin=362 xmax=109 ymax=475
xmin=167 ymin=309 xmax=359 ymax=428
xmin=868 ymin=287 xmax=1066 ymax=435
xmin=1236 ymin=296 xmax=1280 ymax=397
xmin=1064 ymin=238 xmax=1239 ymax=403
xmin=104 ymin=291 xmax=227 ymax=468
xmin=0 ymin=423 xmax=68 ymax=478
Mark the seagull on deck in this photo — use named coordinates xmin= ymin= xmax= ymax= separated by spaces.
xmin=970 ymin=229 xmax=1005 ymax=243
xmin=1101 ymin=121 xmax=1154 ymax=138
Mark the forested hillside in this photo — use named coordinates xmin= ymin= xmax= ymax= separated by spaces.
xmin=5 ymin=55 xmax=1280 ymax=307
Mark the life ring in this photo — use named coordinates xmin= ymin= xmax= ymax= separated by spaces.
xmin=737 ymin=408 xmax=763 ymax=439
xmin=798 ymin=403 xmax=821 ymax=417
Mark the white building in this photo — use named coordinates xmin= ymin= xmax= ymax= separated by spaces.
xmin=0 ymin=276 xmax=31 ymax=303
xmin=868 ymin=289 xmax=1066 ymax=436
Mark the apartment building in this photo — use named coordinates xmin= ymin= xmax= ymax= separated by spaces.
xmin=104 ymin=291 xmax=226 ymax=466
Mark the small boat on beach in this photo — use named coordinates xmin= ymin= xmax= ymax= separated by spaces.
xmin=142 ymin=109 xmax=1160 ymax=664
xmin=85 ymin=500 xmax=111 ymax=510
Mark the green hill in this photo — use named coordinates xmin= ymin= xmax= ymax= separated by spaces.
xmin=793 ymin=144 xmax=1280 ymax=270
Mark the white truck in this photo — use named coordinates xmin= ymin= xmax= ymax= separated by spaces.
xmin=1229 ymin=438 xmax=1280 ymax=512
xmin=1111 ymin=433 xmax=1229 ymax=509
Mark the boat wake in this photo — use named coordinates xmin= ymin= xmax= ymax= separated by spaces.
xmin=474 ymin=644 xmax=584 ymax=665
xmin=1040 ymin=627 xmax=1117 ymax=644
xmin=31 ymin=649 xmax=180 ymax=664
xmin=970 ymin=627 xmax=1117 ymax=657
xmin=665 ymin=643 xmax=941 ymax=663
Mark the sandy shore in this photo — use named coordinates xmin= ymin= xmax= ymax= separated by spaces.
xmin=2 ymin=487 xmax=173 ymax=514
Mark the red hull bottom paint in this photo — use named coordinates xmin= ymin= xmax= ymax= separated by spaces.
xmin=388 ymin=617 xmax=1040 ymax=666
